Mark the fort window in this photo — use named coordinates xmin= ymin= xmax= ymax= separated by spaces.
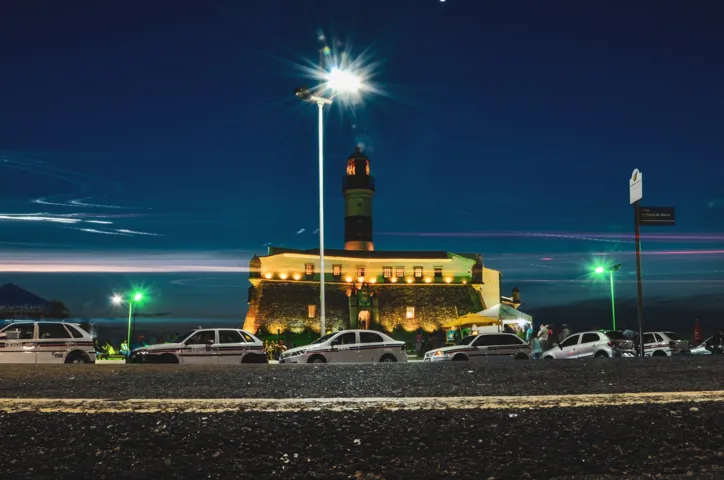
xmin=395 ymin=267 xmax=405 ymax=278
xmin=406 ymin=306 xmax=415 ymax=319
xmin=413 ymin=267 xmax=423 ymax=278
xmin=382 ymin=267 xmax=393 ymax=278
xmin=333 ymin=265 xmax=342 ymax=276
xmin=434 ymin=267 xmax=443 ymax=278
xmin=357 ymin=267 xmax=365 ymax=278
xmin=308 ymin=304 xmax=316 ymax=318
xmin=305 ymin=264 xmax=314 ymax=275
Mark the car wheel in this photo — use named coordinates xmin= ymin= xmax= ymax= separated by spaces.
xmin=594 ymin=351 xmax=609 ymax=358
xmin=308 ymin=355 xmax=326 ymax=364
xmin=543 ymin=356 xmax=554 ymax=360
xmin=452 ymin=354 xmax=468 ymax=361
xmin=652 ymin=350 xmax=667 ymax=357
xmin=514 ymin=353 xmax=529 ymax=360
xmin=65 ymin=352 xmax=90 ymax=364
xmin=379 ymin=354 xmax=396 ymax=363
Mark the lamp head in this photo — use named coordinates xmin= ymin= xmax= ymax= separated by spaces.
xmin=325 ymin=67 xmax=362 ymax=93
xmin=594 ymin=266 xmax=605 ymax=274
xmin=111 ymin=295 xmax=123 ymax=305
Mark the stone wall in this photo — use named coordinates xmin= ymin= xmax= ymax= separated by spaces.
xmin=244 ymin=281 xmax=483 ymax=334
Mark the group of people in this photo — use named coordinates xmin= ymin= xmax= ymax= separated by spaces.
xmin=518 ymin=323 xmax=572 ymax=360
xmin=264 ymin=339 xmax=292 ymax=360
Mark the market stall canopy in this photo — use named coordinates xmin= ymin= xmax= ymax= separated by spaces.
xmin=444 ymin=312 xmax=499 ymax=328
xmin=479 ymin=303 xmax=533 ymax=322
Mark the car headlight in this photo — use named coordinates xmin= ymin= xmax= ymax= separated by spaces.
xmin=292 ymin=350 xmax=306 ymax=356
xmin=136 ymin=350 xmax=150 ymax=355
xmin=434 ymin=351 xmax=444 ymax=357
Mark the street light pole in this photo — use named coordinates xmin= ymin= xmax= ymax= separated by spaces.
xmin=127 ymin=300 xmax=135 ymax=349
xmin=317 ymin=100 xmax=326 ymax=337
xmin=295 ymin=63 xmax=361 ymax=338
xmin=594 ymin=264 xmax=621 ymax=331
xmin=609 ymin=270 xmax=616 ymax=331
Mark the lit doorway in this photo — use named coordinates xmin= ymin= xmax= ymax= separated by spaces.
xmin=358 ymin=311 xmax=371 ymax=330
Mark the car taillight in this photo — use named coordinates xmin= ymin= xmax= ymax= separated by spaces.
xmin=401 ymin=343 xmax=407 ymax=352
xmin=669 ymin=341 xmax=675 ymax=349
xmin=607 ymin=341 xmax=614 ymax=347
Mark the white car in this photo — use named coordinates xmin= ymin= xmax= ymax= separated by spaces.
xmin=424 ymin=333 xmax=531 ymax=362
xmin=127 ymin=328 xmax=267 ymax=364
xmin=691 ymin=336 xmax=722 ymax=355
xmin=642 ymin=331 xmax=690 ymax=357
xmin=0 ymin=321 xmax=96 ymax=364
xmin=279 ymin=329 xmax=407 ymax=364
xmin=542 ymin=331 xmax=636 ymax=359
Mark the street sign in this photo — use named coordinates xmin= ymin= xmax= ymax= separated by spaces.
xmin=639 ymin=206 xmax=676 ymax=226
xmin=629 ymin=169 xmax=643 ymax=204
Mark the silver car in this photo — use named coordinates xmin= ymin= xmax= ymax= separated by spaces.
xmin=542 ymin=330 xmax=636 ymax=359
xmin=424 ymin=333 xmax=531 ymax=362
xmin=0 ymin=321 xmax=96 ymax=364
xmin=127 ymin=328 xmax=267 ymax=364
xmin=280 ymin=329 xmax=407 ymax=364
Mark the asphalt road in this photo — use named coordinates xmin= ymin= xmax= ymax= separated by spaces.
xmin=1 ymin=356 xmax=722 ymax=399
xmin=1 ymin=357 xmax=723 ymax=479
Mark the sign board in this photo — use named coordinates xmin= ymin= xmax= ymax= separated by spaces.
xmin=629 ymin=169 xmax=643 ymax=204
xmin=639 ymin=206 xmax=676 ymax=226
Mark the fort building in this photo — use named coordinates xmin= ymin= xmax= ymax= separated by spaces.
xmin=243 ymin=147 xmax=523 ymax=335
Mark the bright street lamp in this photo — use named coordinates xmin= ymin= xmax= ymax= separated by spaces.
xmin=294 ymin=66 xmax=363 ymax=337
xmin=110 ymin=291 xmax=145 ymax=352
xmin=593 ymin=264 xmax=622 ymax=330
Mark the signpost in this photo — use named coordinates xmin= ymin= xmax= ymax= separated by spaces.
xmin=629 ymin=169 xmax=645 ymax=358
xmin=639 ymin=206 xmax=676 ymax=226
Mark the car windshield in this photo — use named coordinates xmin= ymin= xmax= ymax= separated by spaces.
xmin=171 ymin=330 xmax=197 ymax=343
xmin=664 ymin=332 xmax=680 ymax=340
xmin=605 ymin=331 xmax=626 ymax=340
xmin=311 ymin=333 xmax=337 ymax=345
xmin=457 ymin=335 xmax=476 ymax=345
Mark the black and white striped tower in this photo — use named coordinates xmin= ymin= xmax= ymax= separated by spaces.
xmin=342 ymin=146 xmax=375 ymax=251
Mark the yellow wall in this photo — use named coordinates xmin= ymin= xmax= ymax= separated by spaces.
xmin=257 ymin=252 xmax=482 ymax=284
xmin=474 ymin=267 xmax=502 ymax=310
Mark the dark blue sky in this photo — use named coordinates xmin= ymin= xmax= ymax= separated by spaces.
xmin=1 ymin=0 xmax=723 ymax=329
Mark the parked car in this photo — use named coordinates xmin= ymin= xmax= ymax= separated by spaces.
xmin=642 ymin=331 xmax=690 ymax=357
xmin=424 ymin=333 xmax=530 ymax=362
xmin=127 ymin=327 xmax=267 ymax=364
xmin=279 ymin=329 xmax=407 ymax=364
xmin=0 ymin=321 xmax=95 ymax=364
xmin=690 ymin=336 xmax=723 ymax=355
xmin=541 ymin=330 xmax=636 ymax=359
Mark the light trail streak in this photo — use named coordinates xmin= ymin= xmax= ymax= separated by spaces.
xmin=1 ymin=390 xmax=723 ymax=414
xmin=0 ymin=251 xmax=251 ymax=273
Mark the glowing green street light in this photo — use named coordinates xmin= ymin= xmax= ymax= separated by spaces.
xmin=111 ymin=291 xmax=146 ymax=354
xmin=593 ymin=264 xmax=621 ymax=330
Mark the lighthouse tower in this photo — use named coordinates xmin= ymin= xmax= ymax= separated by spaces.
xmin=342 ymin=146 xmax=375 ymax=251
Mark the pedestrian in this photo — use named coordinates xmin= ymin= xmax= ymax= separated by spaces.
xmin=415 ymin=330 xmax=423 ymax=357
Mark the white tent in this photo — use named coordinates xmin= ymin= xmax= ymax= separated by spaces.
xmin=478 ymin=304 xmax=533 ymax=323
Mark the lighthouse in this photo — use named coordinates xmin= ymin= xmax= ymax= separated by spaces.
xmin=342 ymin=146 xmax=375 ymax=251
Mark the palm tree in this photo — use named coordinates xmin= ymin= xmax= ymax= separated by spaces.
xmin=48 ymin=300 xmax=70 ymax=319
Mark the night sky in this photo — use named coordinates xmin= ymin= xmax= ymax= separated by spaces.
xmin=1 ymin=1 xmax=723 ymax=330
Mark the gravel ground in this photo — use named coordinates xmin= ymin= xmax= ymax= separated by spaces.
xmin=0 ymin=356 xmax=722 ymax=399
xmin=1 ymin=401 xmax=722 ymax=479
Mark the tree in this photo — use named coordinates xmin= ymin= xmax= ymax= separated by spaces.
xmin=48 ymin=300 xmax=70 ymax=319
